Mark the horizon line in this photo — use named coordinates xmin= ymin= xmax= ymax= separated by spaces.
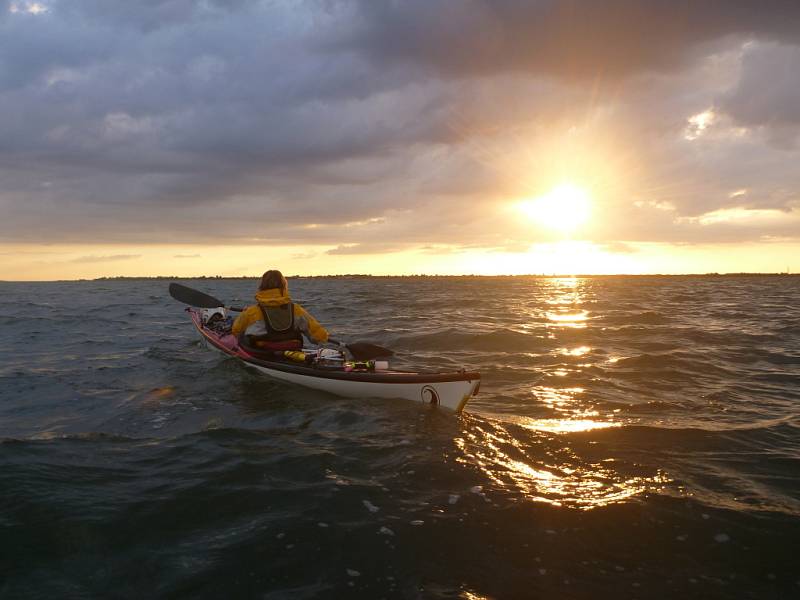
xmin=1 ymin=272 xmax=797 ymax=283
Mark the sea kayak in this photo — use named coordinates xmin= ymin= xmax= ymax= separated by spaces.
xmin=187 ymin=308 xmax=481 ymax=412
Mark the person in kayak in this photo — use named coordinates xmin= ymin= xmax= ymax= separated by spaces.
xmin=231 ymin=270 xmax=329 ymax=350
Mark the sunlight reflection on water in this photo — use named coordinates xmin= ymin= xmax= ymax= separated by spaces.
xmin=455 ymin=277 xmax=671 ymax=509
xmin=543 ymin=278 xmax=590 ymax=329
xmin=456 ymin=416 xmax=669 ymax=509
xmin=546 ymin=311 xmax=588 ymax=325
xmin=559 ymin=345 xmax=591 ymax=356
xmin=513 ymin=417 xmax=620 ymax=434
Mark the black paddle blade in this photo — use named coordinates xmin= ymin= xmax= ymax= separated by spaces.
xmin=168 ymin=283 xmax=225 ymax=308
xmin=345 ymin=342 xmax=394 ymax=361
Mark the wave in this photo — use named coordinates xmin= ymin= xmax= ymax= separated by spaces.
xmin=392 ymin=328 xmax=548 ymax=352
xmin=610 ymin=352 xmax=739 ymax=379
xmin=598 ymin=311 xmax=673 ymax=325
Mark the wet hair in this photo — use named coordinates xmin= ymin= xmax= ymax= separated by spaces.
xmin=259 ymin=269 xmax=288 ymax=294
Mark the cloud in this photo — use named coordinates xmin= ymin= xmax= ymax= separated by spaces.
xmin=335 ymin=0 xmax=800 ymax=80
xmin=173 ymin=254 xmax=200 ymax=258
xmin=0 ymin=0 xmax=799 ymax=252
xmin=718 ymin=42 xmax=800 ymax=146
xmin=70 ymin=254 xmax=141 ymax=263
xmin=326 ymin=243 xmax=405 ymax=255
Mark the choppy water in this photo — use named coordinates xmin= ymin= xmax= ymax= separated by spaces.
xmin=1 ymin=276 xmax=799 ymax=599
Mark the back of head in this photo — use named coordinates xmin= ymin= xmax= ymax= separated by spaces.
xmin=259 ymin=269 xmax=288 ymax=294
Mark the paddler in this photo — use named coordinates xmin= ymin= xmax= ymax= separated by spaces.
xmin=231 ymin=270 xmax=329 ymax=350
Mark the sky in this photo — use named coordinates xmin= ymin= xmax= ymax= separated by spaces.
xmin=1 ymin=0 xmax=800 ymax=280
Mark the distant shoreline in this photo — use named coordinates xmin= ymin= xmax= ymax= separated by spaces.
xmin=1 ymin=273 xmax=797 ymax=283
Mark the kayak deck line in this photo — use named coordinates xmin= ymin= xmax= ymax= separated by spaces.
xmin=187 ymin=308 xmax=480 ymax=411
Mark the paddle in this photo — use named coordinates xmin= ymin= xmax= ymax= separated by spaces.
xmin=168 ymin=283 xmax=244 ymax=311
xmin=169 ymin=283 xmax=394 ymax=360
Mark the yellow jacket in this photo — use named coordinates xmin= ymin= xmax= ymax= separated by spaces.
xmin=231 ymin=288 xmax=329 ymax=344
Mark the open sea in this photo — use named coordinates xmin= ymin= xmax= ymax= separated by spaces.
xmin=1 ymin=275 xmax=799 ymax=599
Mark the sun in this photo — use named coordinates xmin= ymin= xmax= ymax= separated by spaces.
xmin=519 ymin=184 xmax=591 ymax=232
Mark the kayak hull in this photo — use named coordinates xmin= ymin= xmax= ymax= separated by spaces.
xmin=188 ymin=309 xmax=480 ymax=412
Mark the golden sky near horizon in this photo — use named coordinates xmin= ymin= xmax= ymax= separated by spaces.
xmin=2 ymin=1 xmax=799 ymax=280
xmin=2 ymin=240 xmax=799 ymax=281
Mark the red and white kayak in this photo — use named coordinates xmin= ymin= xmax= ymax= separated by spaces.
xmin=188 ymin=308 xmax=481 ymax=412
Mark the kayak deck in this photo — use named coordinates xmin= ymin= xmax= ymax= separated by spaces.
xmin=188 ymin=308 xmax=480 ymax=412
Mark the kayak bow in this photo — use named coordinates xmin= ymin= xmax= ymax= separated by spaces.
xmin=188 ymin=308 xmax=480 ymax=412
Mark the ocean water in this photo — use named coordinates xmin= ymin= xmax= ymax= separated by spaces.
xmin=1 ymin=275 xmax=798 ymax=599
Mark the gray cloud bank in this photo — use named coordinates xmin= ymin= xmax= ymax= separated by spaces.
xmin=1 ymin=0 xmax=799 ymax=249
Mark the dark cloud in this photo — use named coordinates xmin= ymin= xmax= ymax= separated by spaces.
xmin=718 ymin=42 xmax=800 ymax=146
xmin=54 ymin=0 xmax=257 ymax=32
xmin=337 ymin=0 xmax=800 ymax=80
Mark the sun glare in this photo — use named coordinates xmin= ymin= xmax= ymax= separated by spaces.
xmin=519 ymin=184 xmax=591 ymax=232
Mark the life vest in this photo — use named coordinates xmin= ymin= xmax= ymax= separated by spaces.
xmin=246 ymin=302 xmax=303 ymax=349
